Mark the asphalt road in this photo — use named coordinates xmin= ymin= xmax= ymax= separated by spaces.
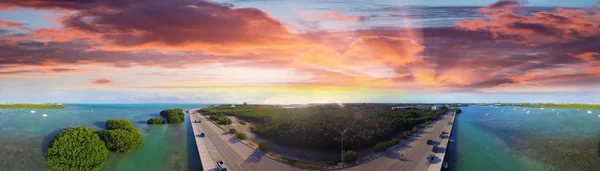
xmin=190 ymin=109 xmax=454 ymax=171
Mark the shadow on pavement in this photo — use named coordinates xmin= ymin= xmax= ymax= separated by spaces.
xmin=228 ymin=136 xmax=240 ymax=144
xmin=435 ymin=147 xmax=446 ymax=154
xmin=245 ymin=150 xmax=264 ymax=163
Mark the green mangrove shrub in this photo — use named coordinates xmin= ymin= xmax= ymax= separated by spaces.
xmin=46 ymin=127 xmax=108 ymax=171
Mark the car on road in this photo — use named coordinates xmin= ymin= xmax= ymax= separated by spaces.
xmin=200 ymin=133 xmax=205 ymax=137
xmin=426 ymin=139 xmax=433 ymax=145
xmin=442 ymin=131 xmax=449 ymax=134
xmin=217 ymin=161 xmax=227 ymax=171
xmin=432 ymin=145 xmax=438 ymax=152
xmin=426 ymin=154 xmax=435 ymax=164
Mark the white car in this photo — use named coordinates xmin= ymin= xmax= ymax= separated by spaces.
xmin=217 ymin=161 xmax=227 ymax=171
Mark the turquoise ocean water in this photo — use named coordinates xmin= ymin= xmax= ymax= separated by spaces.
xmin=445 ymin=106 xmax=600 ymax=171
xmin=0 ymin=104 xmax=209 ymax=171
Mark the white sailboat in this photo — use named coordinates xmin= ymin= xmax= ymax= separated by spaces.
xmin=527 ymin=110 xmax=531 ymax=114
xmin=557 ymin=112 xmax=560 ymax=115
xmin=42 ymin=114 xmax=48 ymax=117
xmin=587 ymin=111 xmax=592 ymax=114
xmin=30 ymin=110 xmax=36 ymax=113
xmin=552 ymin=109 xmax=556 ymax=111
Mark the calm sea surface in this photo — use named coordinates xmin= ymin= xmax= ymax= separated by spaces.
xmin=445 ymin=106 xmax=600 ymax=171
xmin=0 ymin=104 xmax=209 ymax=171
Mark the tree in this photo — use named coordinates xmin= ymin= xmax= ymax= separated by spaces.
xmin=229 ymin=128 xmax=237 ymax=134
xmin=411 ymin=126 xmax=419 ymax=133
xmin=147 ymin=117 xmax=165 ymax=124
xmin=106 ymin=119 xmax=137 ymax=132
xmin=342 ymin=150 xmax=357 ymax=162
xmin=455 ymin=108 xmax=462 ymax=114
xmin=160 ymin=109 xmax=185 ymax=123
xmin=46 ymin=127 xmax=108 ymax=171
xmin=100 ymin=129 xmax=143 ymax=152
xmin=259 ymin=142 xmax=271 ymax=152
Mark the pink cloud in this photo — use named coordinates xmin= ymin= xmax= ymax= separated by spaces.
xmin=90 ymin=78 xmax=115 ymax=85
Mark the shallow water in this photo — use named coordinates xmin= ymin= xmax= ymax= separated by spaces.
xmin=0 ymin=104 xmax=208 ymax=171
xmin=445 ymin=106 xmax=600 ymax=171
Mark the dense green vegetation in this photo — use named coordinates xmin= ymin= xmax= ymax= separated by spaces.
xmin=342 ymin=150 xmax=357 ymax=162
xmin=147 ymin=117 xmax=165 ymax=124
xmin=106 ymin=119 xmax=137 ymax=132
xmin=160 ymin=109 xmax=185 ymax=123
xmin=401 ymin=131 xmax=412 ymax=139
xmin=200 ymin=105 xmax=446 ymax=150
xmin=518 ymin=103 xmax=600 ymax=110
xmin=229 ymin=128 xmax=237 ymax=134
xmin=259 ymin=142 xmax=271 ymax=153
xmin=102 ymin=119 xmax=143 ymax=152
xmin=373 ymin=138 xmax=400 ymax=152
xmin=0 ymin=103 xmax=64 ymax=109
xmin=235 ymin=132 xmax=248 ymax=140
xmin=454 ymin=108 xmax=462 ymax=114
xmin=239 ymin=120 xmax=247 ymax=125
xmin=100 ymin=129 xmax=143 ymax=152
xmin=46 ymin=127 xmax=108 ymax=171
xmin=208 ymin=113 xmax=232 ymax=125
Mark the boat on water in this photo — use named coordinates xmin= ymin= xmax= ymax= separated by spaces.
xmin=540 ymin=108 xmax=544 ymax=110
xmin=552 ymin=109 xmax=556 ymax=111
xmin=486 ymin=113 xmax=491 ymax=116
xmin=42 ymin=114 xmax=48 ymax=117
xmin=501 ymin=110 xmax=504 ymax=112
xmin=587 ymin=111 xmax=592 ymax=114
xmin=527 ymin=110 xmax=531 ymax=114
xmin=30 ymin=110 xmax=36 ymax=113
xmin=557 ymin=112 xmax=560 ymax=115
xmin=443 ymin=162 xmax=449 ymax=169
xmin=449 ymin=139 xmax=455 ymax=143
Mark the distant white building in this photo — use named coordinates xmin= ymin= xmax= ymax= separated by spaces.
xmin=231 ymin=104 xmax=235 ymax=107
xmin=431 ymin=105 xmax=443 ymax=110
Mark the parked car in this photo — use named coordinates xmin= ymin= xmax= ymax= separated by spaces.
xmin=432 ymin=146 xmax=438 ymax=152
xmin=200 ymin=133 xmax=205 ymax=137
xmin=217 ymin=161 xmax=227 ymax=171
xmin=442 ymin=131 xmax=449 ymax=134
xmin=426 ymin=139 xmax=433 ymax=145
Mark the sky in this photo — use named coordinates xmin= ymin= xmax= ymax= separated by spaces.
xmin=1 ymin=0 xmax=600 ymax=104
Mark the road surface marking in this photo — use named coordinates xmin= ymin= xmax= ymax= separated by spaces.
xmin=237 ymin=163 xmax=244 ymax=170
xmin=204 ymin=117 xmax=263 ymax=171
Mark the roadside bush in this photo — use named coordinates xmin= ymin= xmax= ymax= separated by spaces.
xmin=100 ymin=129 xmax=143 ymax=152
xmin=342 ymin=150 xmax=357 ymax=162
xmin=147 ymin=117 xmax=165 ymax=124
xmin=235 ymin=132 xmax=248 ymax=140
xmin=401 ymin=131 xmax=412 ymax=139
xmin=455 ymin=108 xmax=462 ymax=114
xmin=229 ymin=128 xmax=237 ymax=134
xmin=46 ymin=127 xmax=108 ymax=171
xmin=160 ymin=108 xmax=185 ymax=124
xmin=373 ymin=138 xmax=400 ymax=152
xmin=106 ymin=119 xmax=137 ymax=132
xmin=239 ymin=120 xmax=247 ymax=125
xmin=411 ymin=126 xmax=418 ymax=133
xmin=259 ymin=142 xmax=271 ymax=152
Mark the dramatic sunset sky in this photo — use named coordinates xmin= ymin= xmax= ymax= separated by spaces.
xmin=1 ymin=0 xmax=600 ymax=103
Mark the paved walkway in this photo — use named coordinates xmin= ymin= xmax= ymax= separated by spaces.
xmin=428 ymin=110 xmax=457 ymax=171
